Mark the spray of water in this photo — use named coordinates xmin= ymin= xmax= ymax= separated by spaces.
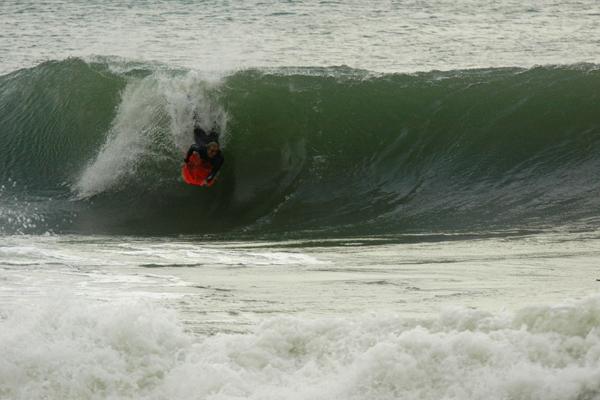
xmin=74 ymin=72 xmax=228 ymax=198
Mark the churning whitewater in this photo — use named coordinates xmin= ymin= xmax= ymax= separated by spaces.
xmin=2 ymin=229 xmax=600 ymax=400
xmin=3 ymin=293 xmax=600 ymax=399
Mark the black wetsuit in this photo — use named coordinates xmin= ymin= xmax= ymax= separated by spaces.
xmin=184 ymin=126 xmax=224 ymax=182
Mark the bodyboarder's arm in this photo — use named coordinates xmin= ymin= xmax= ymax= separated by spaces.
xmin=206 ymin=155 xmax=224 ymax=182
xmin=184 ymin=144 xmax=202 ymax=163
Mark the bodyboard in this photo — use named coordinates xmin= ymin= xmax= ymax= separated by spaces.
xmin=182 ymin=153 xmax=215 ymax=187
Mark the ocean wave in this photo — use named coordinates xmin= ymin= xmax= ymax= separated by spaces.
xmin=1 ymin=59 xmax=600 ymax=236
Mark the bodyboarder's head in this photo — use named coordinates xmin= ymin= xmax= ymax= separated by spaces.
xmin=207 ymin=142 xmax=220 ymax=158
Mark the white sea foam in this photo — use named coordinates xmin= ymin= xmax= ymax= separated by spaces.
xmin=2 ymin=295 xmax=600 ymax=400
xmin=74 ymin=72 xmax=227 ymax=198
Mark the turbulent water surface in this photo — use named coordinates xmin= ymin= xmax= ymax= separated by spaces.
xmin=1 ymin=1 xmax=600 ymax=399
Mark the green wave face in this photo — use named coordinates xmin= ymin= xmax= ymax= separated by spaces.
xmin=1 ymin=59 xmax=600 ymax=236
